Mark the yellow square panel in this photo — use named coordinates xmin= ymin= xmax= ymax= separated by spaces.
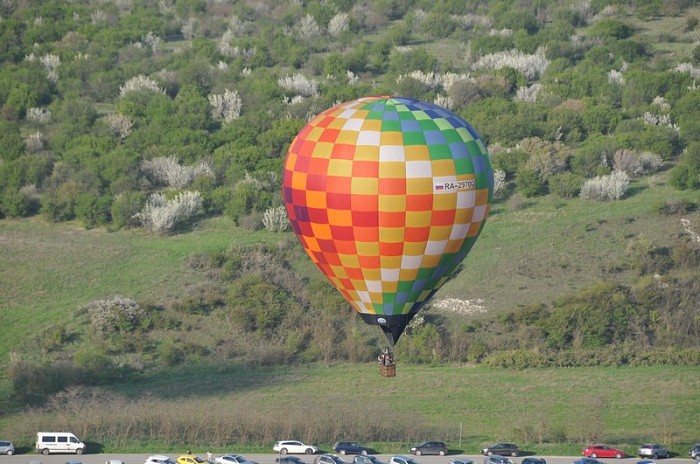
xmin=353 ymin=145 xmax=380 ymax=161
xmin=368 ymin=291 xmax=384 ymax=303
xmin=327 ymin=159 xmax=353 ymax=177
xmin=399 ymin=268 xmax=419 ymax=281
xmin=432 ymin=194 xmax=457 ymax=211
xmin=453 ymin=207 xmax=472 ymax=225
xmin=362 ymin=268 xmax=382 ymax=281
xmin=312 ymin=142 xmax=334 ymax=159
xmin=428 ymin=226 xmax=452 ymax=241
xmin=329 ymin=265 xmax=348 ymax=279
xmin=403 ymin=241 xmax=428 ymax=256
xmin=339 ymin=254 xmax=360 ymax=268
xmin=311 ymin=222 xmax=332 ymax=240
xmin=379 ymin=255 xmax=402 ymax=269
xmin=379 ymin=161 xmax=407 ymax=178
xmin=406 ymin=177 xmax=433 ymax=195
xmin=404 ymin=145 xmax=430 ymax=161
xmin=306 ymin=126 xmax=327 ymax=142
xmin=406 ymin=210 xmax=431 ymax=225
xmin=382 ymin=281 xmax=398 ymax=293
xmin=431 ymin=159 xmax=456 ymax=177
xmin=380 ymin=131 xmax=404 ymax=145
xmin=351 ymin=177 xmax=379 ymax=195
xmin=420 ymin=254 xmax=441 ymax=268
xmin=356 ymin=241 xmax=380 ymax=256
xmin=445 ymin=239 xmax=465 ymax=254
xmin=361 ymin=119 xmax=382 ymax=131
xmin=379 ymin=195 xmax=406 ymax=212
xmin=335 ymin=130 xmax=359 ymax=145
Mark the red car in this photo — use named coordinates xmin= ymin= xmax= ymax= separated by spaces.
xmin=583 ymin=445 xmax=626 ymax=459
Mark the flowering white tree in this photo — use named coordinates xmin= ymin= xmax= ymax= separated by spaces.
xmin=262 ymin=205 xmax=289 ymax=232
xmin=493 ymin=169 xmax=507 ymax=196
xmin=24 ymin=132 xmax=44 ymax=153
xmin=328 ymin=13 xmax=350 ymax=38
xmin=25 ymin=107 xmax=52 ymax=124
xmin=142 ymin=156 xmax=213 ymax=189
xmin=297 ymin=14 xmax=321 ymax=42
xmin=119 ymin=75 xmax=166 ymax=98
xmin=135 ymin=191 xmax=203 ymax=235
xmin=79 ymin=297 xmax=145 ymax=335
xmin=608 ymin=69 xmax=625 ymax=85
xmin=142 ymin=31 xmax=161 ymax=53
xmin=278 ymin=73 xmax=319 ymax=97
xmin=579 ymin=170 xmax=630 ymax=201
xmin=514 ymin=83 xmax=544 ymax=103
xmin=209 ymin=89 xmax=242 ymax=123
xmin=39 ymin=53 xmax=60 ymax=83
xmin=103 ymin=113 xmax=134 ymax=139
xmin=472 ymin=46 xmax=550 ymax=80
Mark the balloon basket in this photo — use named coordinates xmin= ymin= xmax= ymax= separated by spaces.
xmin=379 ymin=363 xmax=396 ymax=377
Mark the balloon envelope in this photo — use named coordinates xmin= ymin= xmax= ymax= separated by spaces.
xmin=283 ymin=96 xmax=493 ymax=346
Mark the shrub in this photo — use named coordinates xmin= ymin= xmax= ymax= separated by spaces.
xmin=141 ymin=156 xmax=213 ymax=189
xmin=579 ymin=170 xmax=630 ymax=201
xmin=515 ymin=168 xmax=547 ymax=197
xmin=668 ymin=164 xmax=699 ymax=190
xmin=654 ymin=198 xmax=697 ymax=215
xmin=262 ymin=205 xmax=289 ymax=232
xmin=136 ymin=191 xmax=203 ymax=235
xmin=491 ymin=149 xmax=529 ymax=175
xmin=111 ymin=191 xmax=146 ymax=229
xmin=77 ymin=297 xmax=145 ymax=336
xmin=549 ymin=172 xmax=583 ymax=198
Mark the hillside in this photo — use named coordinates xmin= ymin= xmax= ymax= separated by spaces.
xmin=1 ymin=0 xmax=700 ymax=446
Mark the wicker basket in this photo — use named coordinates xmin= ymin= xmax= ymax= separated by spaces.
xmin=379 ymin=363 xmax=396 ymax=377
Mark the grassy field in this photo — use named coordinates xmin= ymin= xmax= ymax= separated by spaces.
xmin=2 ymin=363 xmax=699 ymax=455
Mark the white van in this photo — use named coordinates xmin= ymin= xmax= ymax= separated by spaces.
xmin=36 ymin=432 xmax=86 ymax=455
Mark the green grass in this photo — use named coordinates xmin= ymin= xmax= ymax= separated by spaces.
xmin=3 ymin=363 xmax=698 ymax=454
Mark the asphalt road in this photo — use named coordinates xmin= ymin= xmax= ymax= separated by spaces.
xmin=0 ymin=453 xmax=695 ymax=464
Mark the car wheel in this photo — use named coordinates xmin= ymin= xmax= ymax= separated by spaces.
xmin=340 ymin=451 xmax=346 ymax=455
xmin=615 ymin=454 xmax=622 ymax=459
xmin=512 ymin=453 xmax=517 ymax=457
xmin=416 ymin=451 xmax=422 ymax=456
xmin=362 ymin=451 xmax=368 ymax=456
xmin=439 ymin=451 xmax=446 ymax=456
xmin=7 ymin=451 xmax=13 ymax=456
xmin=305 ymin=449 xmax=313 ymax=455
xmin=77 ymin=449 xmax=84 ymax=455
xmin=42 ymin=449 xmax=50 ymax=455
xmin=280 ymin=449 xmax=288 ymax=455
xmin=488 ymin=452 xmax=493 ymax=457
xmin=653 ymin=454 xmax=658 ymax=459
xmin=591 ymin=454 xmax=597 ymax=459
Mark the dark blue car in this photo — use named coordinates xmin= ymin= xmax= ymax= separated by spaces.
xmin=333 ymin=442 xmax=370 ymax=455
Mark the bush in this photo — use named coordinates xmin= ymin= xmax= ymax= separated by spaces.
xmin=136 ymin=191 xmax=203 ymax=234
xmin=491 ymin=149 xmax=529 ymax=175
xmin=549 ymin=172 xmax=583 ymax=198
xmin=515 ymin=168 xmax=547 ymax=197
xmin=78 ymin=297 xmax=146 ymax=336
xmin=669 ymin=164 xmax=699 ymax=190
xmin=654 ymin=198 xmax=697 ymax=215
xmin=579 ymin=170 xmax=630 ymax=201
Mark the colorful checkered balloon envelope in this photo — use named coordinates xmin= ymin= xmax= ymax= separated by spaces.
xmin=283 ymin=96 xmax=493 ymax=346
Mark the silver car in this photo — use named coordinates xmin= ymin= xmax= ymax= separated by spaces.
xmin=639 ymin=445 xmax=670 ymax=459
xmin=0 ymin=441 xmax=14 ymax=455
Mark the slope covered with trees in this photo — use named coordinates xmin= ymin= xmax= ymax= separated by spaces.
xmin=1 ymin=0 xmax=699 ymax=411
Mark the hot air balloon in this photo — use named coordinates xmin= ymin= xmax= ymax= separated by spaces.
xmin=282 ymin=96 xmax=493 ymax=364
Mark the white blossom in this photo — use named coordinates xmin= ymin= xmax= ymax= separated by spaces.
xmin=25 ymin=107 xmax=51 ymax=124
xmin=79 ymin=297 xmax=145 ymax=335
xmin=102 ymin=113 xmax=134 ymax=139
xmin=673 ymin=62 xmax=700 ymax=78
xmin=471 ymin=46 xmax=550 ymax=80
xmin=608 ymin=69 xmax=625 ymax=85
xmin=39 ymin=53 xmax=60 ymax=83
xmin=396 ymin=71 xmax=472 ymax=92
xmin=142 ymin=31 xmax=161 ymax=53
xmin=297 ymin=14 xmax=321 ymax=42
xmin=24 ymin=132 xmax=44 ymax=153
xmin=514 ymin=83 xmax=543 ymax=103
xmin=142 ymin=156 xmax=213 ymax=189
xmin=328 ymin=13 xmax=350 ymax=38
xmin=278 ymin=73 xmax=319 ymax=97
xmin=652 ymin=96 xmax=670 ymax=111
xmin=493 ymin=169 xmax=507 ymax=196
xmin=433 ymin=298 xmax=487 ymax=315
xmin=433 ymin=94 xmax=453 ymax=110
xmin=119 ymin=75 xmax=166 ymax=98
xmin=135 ymin=191 xmax=203 ymax=235
xmin=681 ymin=219 xmax=700 ymax=244
xmin=346 ymin=70 xmax=359 ymax=85
xmin=579 ymin=170 xmax=630 ymax=201
xmin=209 ymin=89 xmax=242 ymax=123
xmin=262 ymin=206 xmax=289 ymax=232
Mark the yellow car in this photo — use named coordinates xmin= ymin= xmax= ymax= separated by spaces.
xmin=177 ymin=456 xmax=208 ymax=464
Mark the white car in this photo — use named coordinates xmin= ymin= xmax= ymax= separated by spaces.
xmin=274 ymin=441 xmax=318 ymax=455
xmin=215 ymin=455 xmax=259 ymax=464
xmin=389 ymin=456 xmax=420 ymax=464
xmin=146 ymin=455 xmax=177 ymax=464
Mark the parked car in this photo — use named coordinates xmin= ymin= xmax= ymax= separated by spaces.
xmin=215 ymin=455 xmax=259 ymax=464
xmin=409 ymin=441 xmax=448 ymax=456
xmin=0 ymin=440 xmax=14 ymax=455
xmin=177 ymin=456 xmax=208 ymax=464
xmin=145 ymin=455 xmax=176 ymax=464
xmin=276 ymin=457 xmax=307 ymax=464
xmin=334 ymin=442 xmax=370 ymax=455
xmin=314 ymin=454 xmax=347 ymax=464
xmin=522 ymin=458 xmax=546 ymax=464
xmin=484 ymin=456 xmax=514 ymax=464
xmin=583 ymin=445 xmax=626 ymax=459
xmin=481 ymin=443 xmax=520 ymax=457
xmin=274 ymin=441 xmax=318 ymax=455
xmin=689 ymin=445 xmax=700 ymax=460
xmin=575 ymin=458 xmax=605 ymax=464
xmin=354 ymin=456 xmax=384 ymax=464
xmin=637 ymin=460 xmax=656 ymax=464
xmin=638 ymin=444 xmax=670 ymax=459
xmin=106 ymin=460 xmax=124 ymax=464
xmin=388 ymin=456 xmax=420 ymax=464
xmin=449 ymin=459 xmax=475 ymax=464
